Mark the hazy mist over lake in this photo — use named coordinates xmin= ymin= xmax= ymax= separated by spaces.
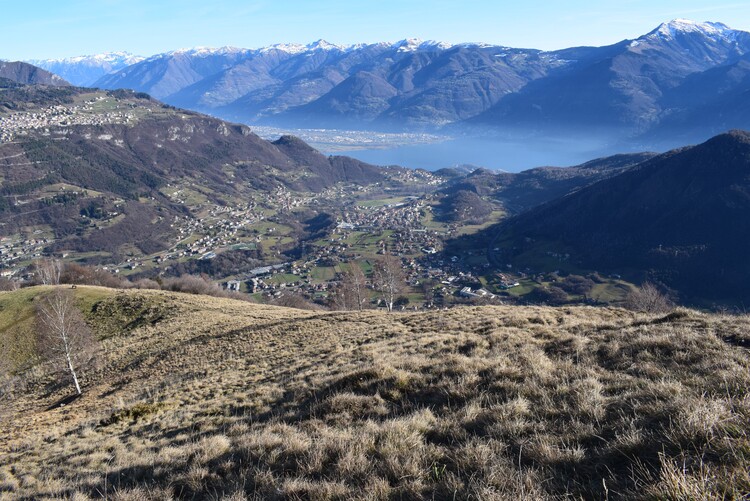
xmin=252 ymin=125 xmax=697 ymax=173
xmin=322 ymin=134 xmax=658 ymax=172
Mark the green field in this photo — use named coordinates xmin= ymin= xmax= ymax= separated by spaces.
xmin=500 ymin=279 xmax=537 ymax=297
xmin=590 ymin=280 xmax=634 ymax=303
xmin=248 ymin=221 xmax=294 ymax=236
xmin=310 ymin=266 xmax=337 ymax=281
xmin=357 ymin=196 xmax=409 ymax=208
xmin=455 ymin=210 xmax=507 ymax=236
xmin=266 ymin=273 xmax=301 ymax=285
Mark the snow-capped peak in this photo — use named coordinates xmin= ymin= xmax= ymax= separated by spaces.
xmin=648 ymin=19 xmax=737 ymax=40
xmin=417 ymin=40 xmax=453 ymax=51
xmin=160 ymin=46 xmax=251 ymax=58
xmin=29 ymin=52 xmax=144 ymax=66
xmin=259 ymin=43 xmax=307 ymax=54
xmin=259 ymin=40 xmax=352 ymax=55
xmin=392 ymin=39 xmax=453 ymax=52
xmin=306 ymin=39 xmax=342 ymax=51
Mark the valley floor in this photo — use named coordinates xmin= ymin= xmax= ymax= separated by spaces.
xmin=1 ymin=287 xmax=750 ymax=499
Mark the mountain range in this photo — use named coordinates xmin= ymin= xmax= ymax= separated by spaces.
xmin=0 ymin=72 xmax=629 ymax=267
xmin=24 ymin=19 xmax=750 ymax=147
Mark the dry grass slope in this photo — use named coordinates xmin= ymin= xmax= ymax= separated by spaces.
xmin=1 ymin=286 xmax=750 ymax=500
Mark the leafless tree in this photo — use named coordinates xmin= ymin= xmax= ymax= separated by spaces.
xmin=331 ymin=280 xmax=351 ymax=311
xmin=0 ymin=276 xmax=19 ymax=291
xmin=333 ymin=263 xmax=369 ymax=311
xmin=35 ymin=258 xmax=64 ymax=285
xmin=36 ymin=289 xmax=97 ymax=395
xmin=372 ymin=255 xmax=404 ymax=312
xmin=624 ymin=282 xmax=675 ymax=314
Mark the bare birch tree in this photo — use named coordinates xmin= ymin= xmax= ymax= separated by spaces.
xmin=347 ymin=263 xmax=368 ymax=311
xmin=35 ymin=258 xmax=63 ymax=285
xmin=333 ymin=263 xmax=369 ymax=311
xmin=372 ymin=255 xmax=404 ymax=312
xmin=0 ymin=355 xmax=14 ymax=399
xmin=36 ymin=289 xmax=96 ymax=395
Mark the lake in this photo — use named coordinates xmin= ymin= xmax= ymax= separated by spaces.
xmin=252 ymin=125 xmax=652 ymax=173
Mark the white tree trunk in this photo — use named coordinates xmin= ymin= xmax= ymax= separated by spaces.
xmin=37 ymin=289 xmax=95 ymax=396
xmin=66 ymin=354 xmax=82 ymax=395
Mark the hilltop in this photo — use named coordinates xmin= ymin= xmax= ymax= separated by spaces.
xmin=439 ymin=152 xmax=656 ymax=214
xmin=2 ymin=286 xmax=750 ymax=499
xmin=491 ymin=130 xmax=750 ymax=305
xmin=0 ymin=81 xmax=398 ymax=265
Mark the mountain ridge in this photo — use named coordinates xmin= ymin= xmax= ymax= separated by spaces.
xmin=16 ymin=20 xmax=723 ymax=141
xmin=0 ymin=81 xmax=390 ymax=261
xmin=0 ymin=61 xmax=69 ymax=86
xmin=29 ymin=52 xmax=144 ymax=87
xmin=492 ymin=129 xmax=750 ymax=304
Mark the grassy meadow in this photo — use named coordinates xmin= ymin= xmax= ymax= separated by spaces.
xmin=1 ymin=286 xmax=750 ymax=500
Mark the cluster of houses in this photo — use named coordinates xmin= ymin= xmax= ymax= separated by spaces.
xmin=113 ymin=184 xmax=313 ymax=272
xmin=0 ymin=235 xmax=48 ymax=274
xmin=336 ymin=197 xmax=427 ymax=231
xmin=0 ymin=97 xmax=138 ymax=143
xmin=151 ymin=201 xmax=268 ymax=264
xmin=206 ymin=192 xmax=515 ymax=307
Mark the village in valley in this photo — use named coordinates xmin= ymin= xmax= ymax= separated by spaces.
xmin=0 ymin=88 xmax=633 ymax=309
xmin=118 ymin=183 xmax=564 ymax=309
xmin=0 ymin=166 xmax=524 ymax=308
xmin=114 ymin=186 xmax=512 ymax=308
xmin=0 ymin=151 xmax=635 ymax=308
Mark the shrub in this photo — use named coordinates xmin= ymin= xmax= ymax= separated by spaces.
xmin=61 ymin=263 xmax=125 ymax=288
xmin=532 ymin=285 xmax=568 ymax=305
xmin=0 ymin=277 xmax=18 ymax=291
xmin=559 ymin=275 xmax=595 ymax=296
xmin=162 ymin=274 xmax=227 ymax=297
xmin=624 ymin=282 xmax=675 ymax=313
xmin=130 ymin=278 xmax=161 ymax=290
xmin=270 ymin=294 xmax=324 ymax=311
xmin=162 ymin=274 xmax=253 ymax=302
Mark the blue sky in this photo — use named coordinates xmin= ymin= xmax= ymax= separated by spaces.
xmin=4 ymin=0 xmax=750 ymax=60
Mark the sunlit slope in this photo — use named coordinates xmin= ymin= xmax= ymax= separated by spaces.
xmin=1 ymin=286 xmax=749 ymax=499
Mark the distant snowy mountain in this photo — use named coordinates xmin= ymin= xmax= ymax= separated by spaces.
xmin=647 ymin=19 xmax=738 ymax=41
xmin=472 ymin=19 xmax=750 ymax=141
xmin=29 ymin=20 xmax=750 ymax=148
xmin=149 ymin=46 xmax=253 ymax=59
xmin=29 ymin=52 xmax=144 ymax=86
xmin=93 ymin=38 xmax=552 ymax=127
